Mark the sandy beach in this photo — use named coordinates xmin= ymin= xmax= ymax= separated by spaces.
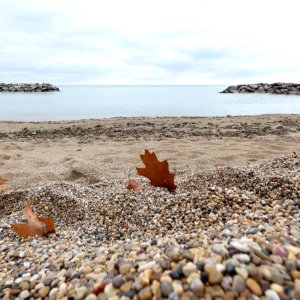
xmin=1 ymin=114 xmax=300 ymax=299
xmin=1 ymin=114 xmax=300 ymax=189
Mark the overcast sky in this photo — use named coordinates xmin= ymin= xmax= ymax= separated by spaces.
xmin=0 ymin=0 xmax=299 ymax=85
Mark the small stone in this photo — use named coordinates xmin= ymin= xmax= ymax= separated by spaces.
xmin=43 ymin=276 xmax=53 ymax=285
xmin=39 ymin=286 xmax=50 ymax=298
xmin=138 ymin=286 xmax=152 ymax=300
xmin=20 ymin=281 xmax=30 ymax=290
xmin=235 ymin=267 xmax=248 ymax=279
xmin=221 ymin=276 xmax=232 ymax=291
xmin=230 ymin=240 xmax=250 ymax=253
xmin=10 ymin=289 xmax=21 ymax=296
xmin=273 ymin=245 xmax=288 ymax=258
xmin=122 ymin=290 xmax=136 ymax=298
xmin=182 ymin=263 xmax=197 ymax=276
xmin=76 ymin=286 xmax=87 ymax=299
xmin=160 ymin=280 xmax=173 ymax=298
xmin=285 ymin=260 xmax=297 ymax=271
xmin=119 ymin=263 xmax=132 ymax=275
xmin=207 ymin=267 xmax=223 ymax=285
xmin=112 ymin=276 xmax=124 ymax=289
xmin=271 ymin=273 xmax=285 ymax=285
xmin=224 ymin=291 xmax=235 ymax=300
xmin=85 ymin=294 xmax=98 ymax=300
xmin=150 ymin=239 xmax=157 ymax=246
xmin=270 ymin=283 xmax=284 ymax=294
xmin=120 ymin=281 xmax=133 ymax=292
xmin=291 ymin=271 xmax=300 ymax=280
xmin=173 ymin=282 xmax=183 ymax=295
xmin=19 ymin=290 xmax=31 ymax=299
xmin=49 ymin=287 xmax=58 ymax=300
xmin=225 ymin=263 xmax=236 ymax=276
xmin=246 ymin=278 xmax=262 ymax=296
xmin=190 ymin=279 xmax=204 ymax=297
xmin=82 ymin=266 xmax=93 ymax=274
xmin=232 ymin=275 xmax=245 ymax=293
xmin=138 ymin=261 xmax=156 ymax=272
xmin=265 ymin=289 xmax=281 ymax=300
xmin=233 ymin=254 xmax=250 ymax=263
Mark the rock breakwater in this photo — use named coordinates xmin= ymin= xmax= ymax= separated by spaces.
xmin=0 ymin=83 xmax=59 ymax=92
xmin=221 ymin=83 xmax=300 ymax=95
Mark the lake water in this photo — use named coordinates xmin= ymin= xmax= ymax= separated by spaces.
xmin=0 ymin=85 xmax=300 ymax=121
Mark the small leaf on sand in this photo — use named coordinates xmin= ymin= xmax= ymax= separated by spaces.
xmin=136 ymin=149 xmax=176 ymax=192
xmin=0 ymin=176 xmax=6 ymax=187
xmin=11 ymin=203 xmax=55 ymax=238
xmin=127 ymin=179 xmax=142 ymax=190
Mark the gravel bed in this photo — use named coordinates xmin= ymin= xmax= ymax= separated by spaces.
xmin=0 ymin=154 xmax=299 ymax=299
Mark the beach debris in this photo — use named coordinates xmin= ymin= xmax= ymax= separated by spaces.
xmin=126 ymin=179 xmax=142 ymax=190
xmin=11 ymin=203 xmax=55 ymax=238
xmin=93 ymin=282 xmax=108 ymax=295
xmin=136 ymin=149 xmax=176 ymax=191
xmin=0 ymin=176 xmax=6 ymax=187
xmin=88 ymin=182 xmax=108 ymax=188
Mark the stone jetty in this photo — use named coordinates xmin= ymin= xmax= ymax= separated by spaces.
xmin=0 ymin=83 xmax=59 ymax=92
xmin=221 ymin=82 xmax=300 ymax=95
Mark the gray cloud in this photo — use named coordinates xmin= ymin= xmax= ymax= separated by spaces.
xmin=0 ymin=0 xmax=300 ymax=84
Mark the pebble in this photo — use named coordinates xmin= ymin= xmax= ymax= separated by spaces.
xmin=76 ymin=286 xmax=88 ymax=299
xmin=190 ymin=278 xmax=204 ymax=297
xmin=119 ymin=263 xmax=132 ymax=275
xmin=265 ymin=289 xmax=281 ymax=300
xmin=225 ymin=263 xmax=236 ymax=276
xmin=232 ymin=275 xmax=245 ymax=293
xmin=138 ymin=286 xmax=152 ymax=300
xmin=230 ymin=240 xmax=250 ymax=253
xmin=38 ymin=286 xmax=50 ymax=298
xmin=160 ymin=280 xmax=174 ymax=297
xmin=246 ymin=278 xmax=262 ymax=296
xmin=182 ymin=262 xmax=197 ymax=276
xmin=235 ymin=267 xmax=248 ymax=279
xmin=85 ymin=294 xmax=98 ymax=300
xmin=19 ymin=290 xmax=31 ymax=299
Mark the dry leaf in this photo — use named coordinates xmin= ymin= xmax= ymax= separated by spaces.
xmin=136 ymin=149 xmax=176 ymax=192
xmin=11 ymin=203 xmax=55 ymax=238
xmin=0 ymin=176 xmax=6 ymax=187
xmin=127 ymin=179 xmax=142 ymax=190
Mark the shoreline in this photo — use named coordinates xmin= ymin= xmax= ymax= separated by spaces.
xmin=1 ymin=114 xmax=300 ymax=140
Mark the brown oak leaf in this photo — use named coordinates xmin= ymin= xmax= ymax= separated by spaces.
xmin=136 ymin=149 xmax=176 ymax=192
xmin=0 ymin=176 xmax=6 ymax=187
xmin=11 ymin=203 xmax=55 ymax=238
xmin=126 ymin=179 xmax=142 ymax=190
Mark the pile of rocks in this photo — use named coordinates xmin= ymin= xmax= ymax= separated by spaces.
xmin=221 ymin=83 xmax=300 ymax=95
xmin=0 ymin=83 xmax=59 ymax=92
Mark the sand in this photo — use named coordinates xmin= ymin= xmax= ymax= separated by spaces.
xmin=0 ymin=114 xmax=300 ymax=189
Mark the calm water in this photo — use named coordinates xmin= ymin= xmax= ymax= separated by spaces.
xmin=0 ymin=85 xmax=300 ymax=121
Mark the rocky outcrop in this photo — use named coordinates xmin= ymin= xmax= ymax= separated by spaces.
xmin=221 ymin=83 xmax=300 ymax=95
xmin=0 ymin=83 xmax=59 ymax=92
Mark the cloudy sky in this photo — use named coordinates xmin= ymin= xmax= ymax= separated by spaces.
xmin=0 ymin=0 xmax=299 ymax=85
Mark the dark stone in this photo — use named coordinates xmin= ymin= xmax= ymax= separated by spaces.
xmin=225 ymin=263 xmax=236 ymax=276
xmin=169 ymin=271 xmax=181 ymax=280
xmin=196 ymin=261 xmax=206 ymax=271
xmin=150 ymin=239 xmax=158 ymax=245
xmin=122 ymin=290 xmax=136 ymax=298
xmin=201 ymin=272 xmax=209 ymax=284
